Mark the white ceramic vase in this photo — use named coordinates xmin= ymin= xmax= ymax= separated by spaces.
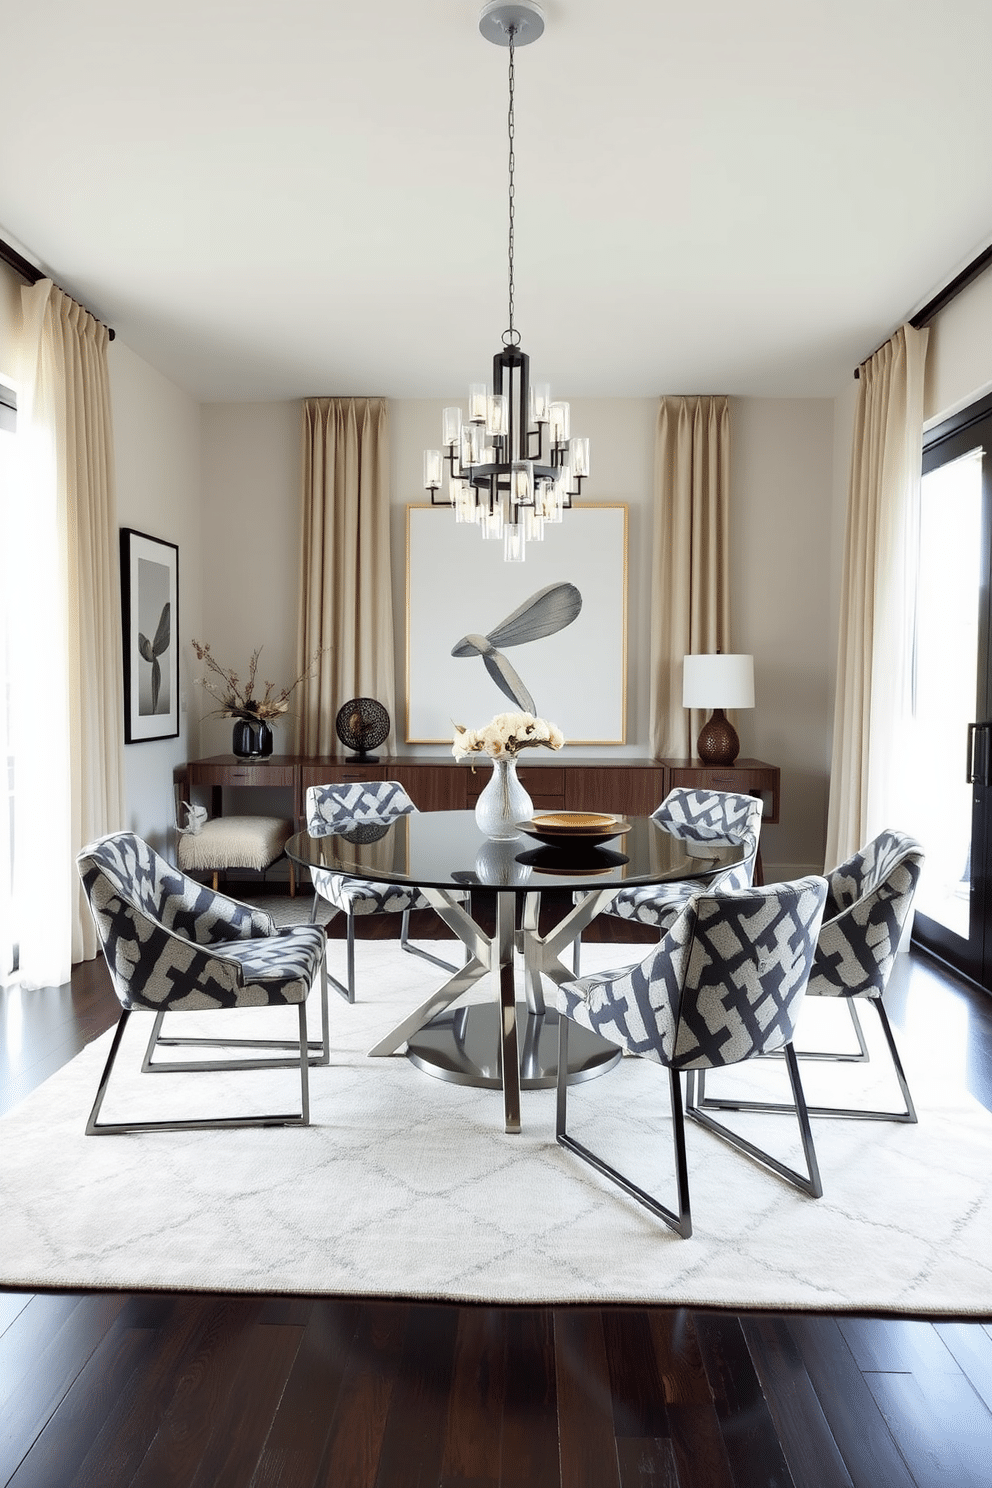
xmin=474 ymin=755 xmax=533 ymax=839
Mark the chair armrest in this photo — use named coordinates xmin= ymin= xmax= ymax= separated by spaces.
xmin=162 ymin=869 xmax=275 ymax=943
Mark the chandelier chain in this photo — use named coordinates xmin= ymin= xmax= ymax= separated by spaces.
xmin=503 ymin=27 xmax=520 ymax=347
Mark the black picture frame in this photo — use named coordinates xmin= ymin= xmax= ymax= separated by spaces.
xmin=121 ymin=527 xmax=179 ymax=743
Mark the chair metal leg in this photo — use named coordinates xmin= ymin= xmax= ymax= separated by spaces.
xmin=686 ymin=1044 xmax=823 ymax=1199
xmin=695 ymin=997 xmax=917 ymax=1123
xmin=400 ymin=906 xmax=468 ymax=977
xmin=555 ymin=1015 xmax=693 ymax=1237
xmin=144 ymin=958 xmax=331 ymax=1072
xmin=87 ymin=1006 xmax=312 ymax=1135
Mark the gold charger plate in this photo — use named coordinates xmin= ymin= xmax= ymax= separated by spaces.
xmin=517 ymin=815 xmax=632 ymax=848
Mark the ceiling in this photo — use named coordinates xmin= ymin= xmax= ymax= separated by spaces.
xmin=2 ymin=0 xmax=990 ymax=403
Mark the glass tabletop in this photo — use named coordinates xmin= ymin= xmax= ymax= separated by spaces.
xmin=285 ymin=811 xmax=743 ymax=893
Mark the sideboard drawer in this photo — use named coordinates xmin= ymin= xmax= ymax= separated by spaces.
xmin=189 ymin=762 xmax=296 ymax=790
xmin=301 ymin=764 xmax=387 ymax=790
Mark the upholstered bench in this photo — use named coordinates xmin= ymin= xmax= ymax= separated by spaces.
xmin=176 ymin=815 xmax=296 ymax=895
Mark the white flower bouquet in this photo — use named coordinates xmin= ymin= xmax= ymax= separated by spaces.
xmin=452 ymin=711 xmax=565 ymax=762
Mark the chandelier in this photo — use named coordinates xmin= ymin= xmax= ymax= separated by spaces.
xmin=422 ymin=0 xmax=589 ymax=563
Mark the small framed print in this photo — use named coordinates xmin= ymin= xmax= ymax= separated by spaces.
xmin=121 ymin=527 xmax=179 ymax=743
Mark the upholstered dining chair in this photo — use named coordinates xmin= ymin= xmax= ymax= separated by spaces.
xmin=77 ymin=831 xmax=328 ymax=1135
xmin=306 ymin=780 xmax=467 ymax=1003
xmin=697 ymin=828 xmax=925 ymax=1125
xmin=572 ymin=788 xmax=764 ymax=975
xmin=555 ymin=875 xmax=828 ymax=1237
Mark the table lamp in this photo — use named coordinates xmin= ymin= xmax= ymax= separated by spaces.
xmin=682 ymin=653 xmax=754 ymax=765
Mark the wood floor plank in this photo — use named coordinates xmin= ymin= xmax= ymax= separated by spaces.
xmin=602 ymin=1308 xmax=672 ymax=1440
xmin=372 ymin=1302 xmax=460 ymax=1488
xmin=5 ymin=1308 xmax=157 ymax=1488
xmin=0 ymin=1292 xmax=31 ymax=1339
xmin=741 ymin=1315 xmax=854 ymax=1488
xmin=66 ymin=1294 xmax=248 ymax=1488
xmin=438 ymin=1307 xmax=507 ymax=1487
xmin=554 ymin=1310 xmax=622 ymax=1488
xmin=787 ymin=1316 xmax=918 ymax=1488
xmin=315 ymin=1301 xmax=408 ymax=1488
xmin=0 ymin=1292 xmax=126 ymax=1486
xmin=498 ymin=1307 xmax=560 ymax=1488
xmin=125 ymin=1295 xmax=265 ymax=1488
xmin=837 ymin=1316 xmax=962 ymax=1377
xmin=247 ymin=1298 xmax=361 ymax=1488
xmin=862 ymin=1367 xmax=992 ymax=1487
xmin=693 ymin=1311 xmax=796 ymax=1488
xmin=645 ymin=1307 xmax=716 ymax=1407
xmin=937 ymin=1322 xmax=992 ymax=1412
xmin=666 ymin=1405 xmax=736 ymax=1488
xmin=186 ymin=1317 xmax=306 ymax=1488
xmin=615 ymin=1436 xmax=680 ymax=1488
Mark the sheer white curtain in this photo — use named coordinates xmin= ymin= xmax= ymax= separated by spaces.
xmin=11 ymin=280 xmax=124 ymax=987
xmin=295 ymin=397 xmax=394 ymax=753
xmin=649 ymin=396 xmax=731 ymax=758
xmin=825 ymin=323 xmax=929 ymax=867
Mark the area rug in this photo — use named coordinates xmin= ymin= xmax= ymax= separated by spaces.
xmin=1 ymin=939 xmax=990 ymax=1314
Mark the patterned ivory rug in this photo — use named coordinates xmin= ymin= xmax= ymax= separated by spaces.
xmin=1 ymin=935 xmax=990 ymax=1313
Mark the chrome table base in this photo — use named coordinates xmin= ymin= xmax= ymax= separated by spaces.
xmin=368 ymin=883 xmax=623 ymax=1133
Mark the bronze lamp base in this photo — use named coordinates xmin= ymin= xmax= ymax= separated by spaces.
xmin=696 ymin=709 xmax=740 ymax=766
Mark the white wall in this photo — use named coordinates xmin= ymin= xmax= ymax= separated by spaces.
xmin=199 ymin=402 xmax=303 ymax=758
xmin=111 ymin=341 xmax=203 ymax=851
xmin=730 ymin=398 xmax=836 ymax=876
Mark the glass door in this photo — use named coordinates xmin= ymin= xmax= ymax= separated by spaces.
xmin=911 ymin=394 xmax=992 ymax=989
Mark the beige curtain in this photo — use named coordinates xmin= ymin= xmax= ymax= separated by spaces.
xmin=296 ymin=397 xmax=394 ymax=753
xmin=825 ymin=323 xmax=929 ymax=867
xmin=649 ymin=396 xmax=731 ymax=758
xmin=15 ymin=280 xmax=125 ymax=982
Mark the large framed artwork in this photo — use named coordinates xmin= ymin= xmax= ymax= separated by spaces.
xmin=406 ymin=504 xmax=627 ymax=744
xmin=120 ymin=527 xmax=179 ymax=743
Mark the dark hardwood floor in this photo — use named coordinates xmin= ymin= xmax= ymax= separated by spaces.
xmin=2 ymin=892 xmax=992 ymax=1487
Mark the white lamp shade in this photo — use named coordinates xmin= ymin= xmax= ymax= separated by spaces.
xmin=682 ymin=654 xmax=754 ymax=710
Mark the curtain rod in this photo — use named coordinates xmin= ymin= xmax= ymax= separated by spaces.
xmin=854 ymin=241 xmax=992 ymax=378
xmin=0 ymin=234 xmax=116 ymax=341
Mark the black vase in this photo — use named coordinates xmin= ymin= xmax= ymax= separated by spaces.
xmin=232 ymin=718 xmax=273 ymax=759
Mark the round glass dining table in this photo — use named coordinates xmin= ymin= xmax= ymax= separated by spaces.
xmin=286 ymin=811 xmax=743 ymax=1133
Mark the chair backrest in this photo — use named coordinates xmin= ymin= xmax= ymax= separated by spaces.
xmin=76 ymin=831 xmax=265 ymax=1010
xmin=306 ymin=780 xmax=417 ymax=837
xmin=652 ymin=788 xmax=763 ymax=889
xmin=809 ymin=829 xmax=924 ymax=999
xmin=583 ymin=877 xmax=827 ymax=1072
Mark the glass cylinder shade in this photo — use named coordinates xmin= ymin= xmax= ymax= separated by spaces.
xmin=481 ymin=500 xmax=504 ymax=539
xmin=461 ymin=422 xmax=485 ymax=469
xmin=423 ymin=449 xmax=442 ymax=490
xmin=569 ymin=436 xmax=590 ymax=478
xmin=523 ymin=507 xmax=544 ymax=541
xmin=504 ymin=522 xmax=526 ymax=563
xmin=469 ymin=383 xmax=488 ymax=422
xmin=487 ymin=393 xmax=508 ymax=438
xmin=510 ymin=460 xmax=534 ymax=507
xmin=549 ymin=401 xmax=570 ymax=446
xmin=530 ymin=381 xmax=551 ymax=423
xmin=450 ymin=478 xmax=473 ymax=521
xmin=442 ymin=406 xmax=462 ymax=448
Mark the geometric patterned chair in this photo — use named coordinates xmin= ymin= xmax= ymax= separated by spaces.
xmin=698 ymin=828 xmax=925 ymax=1125
xmin=306 ymin=781 xmax=467 ymax=1004
xmin=555 ymin=875 xmax=829 ymax=1237
xmin=572 ymin=788 xmax=764 ymax=975
xmin=77 ymin=831 xmax=328 ymax=1135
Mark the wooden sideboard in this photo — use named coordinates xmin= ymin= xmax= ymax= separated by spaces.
xmin=177 ymin=755 xmax=780 ymax=877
